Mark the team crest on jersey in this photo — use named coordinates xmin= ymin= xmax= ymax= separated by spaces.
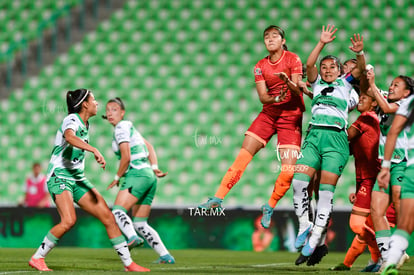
xmin=59 ymin=184 xmax=66 ymax=190
xmin=255 ymin=68 xmax=262 ymax=75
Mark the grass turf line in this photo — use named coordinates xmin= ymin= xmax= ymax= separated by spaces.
xmin=0 ymin=248 xmax=413 ymax=274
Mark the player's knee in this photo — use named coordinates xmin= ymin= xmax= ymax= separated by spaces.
xmin=60 ymin=216 xmax=76 ymax=231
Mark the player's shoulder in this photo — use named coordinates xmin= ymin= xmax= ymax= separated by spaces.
xmin=115 ymin=120 xmax=132 ymax=130
xmin=255 ymin=56 xmax=269 ymax=66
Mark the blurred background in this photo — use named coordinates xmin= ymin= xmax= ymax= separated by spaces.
xmin=0 ymin=0 xmax=413 ymax=251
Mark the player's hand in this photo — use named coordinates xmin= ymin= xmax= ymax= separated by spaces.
xmin=349 ymin=33 xmax=364 ymax=53
xmin=153 ymin=169 xmax=168 ymax=178
xmin=107 ymin=180 xmax=119 ymax=190
xmin=377 ymin=168 xmax=390 ymax=191
xmin=274 ymin=72 xmax=289 ymax=83
xmin=366 ymin=69 xmax=376 ymax=86
xmin=348 ymin=193 xmax=356 ymax=204
xmin=93 ymin=148 xmax=106 ymax=170
xmin=298 ymin=81 xmax=313 ymax=99
xmin=320 ymin=24 xmax=337 ymax=44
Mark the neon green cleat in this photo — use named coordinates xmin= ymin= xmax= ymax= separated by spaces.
xmin=381 ymin=264 xmax=398 ymax=275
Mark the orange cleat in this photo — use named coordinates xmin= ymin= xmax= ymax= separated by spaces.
xmin=29 ymin=256 xmax=52 ymax=271
xmin=124 ymin=262 xmax=150 ymax=272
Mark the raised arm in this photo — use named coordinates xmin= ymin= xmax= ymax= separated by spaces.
xmin=366 ymin=70 xmax=400 ymax=113
xmin=307 ymin=25 xmax=338 ymax=83
xmin=349 ymin=33 xmax=366 ymax=80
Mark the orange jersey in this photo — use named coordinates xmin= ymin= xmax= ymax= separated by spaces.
xmin=254 ymin=51 xmax=304 ymax=116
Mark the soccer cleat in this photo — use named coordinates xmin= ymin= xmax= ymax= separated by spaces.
xmin=127 ymin=235 xmax=144 ymax=250
xmin=154 ymin=254 xmax=175 ymax=264
xmin=360 ymin=260 xmax=379 ymax=272
xmin=396 ymin=253 xmax=409 ymax=269
xmin=260 ymin=203 xmax=273 ymax=229
xmin=295 ymin=253 xmax=309 ymax=265
xmin=301 ymin=239 xmax=316 ymax=257
xmin=307 ymin=244 xmax=328 ymax=266
xmin=29 ymin=257 xmax=52 ymax=271
xmin=295 ymin=224 xmax=313 ymax=249
xmin=198 ymin=197 xmax=223 ymax=210
xmin=124 ymin=262 xmax=150 ymax=272
xmin=380 ymin=264 xmax=398 ymax=275
xmin=330 ymin=263 xmax=351 ymax=271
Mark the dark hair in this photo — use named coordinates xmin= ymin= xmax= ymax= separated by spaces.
xmin=32 ymin=162 xmax=41 ymax=168
xmin=102 ymin=97 xmax=125 ymax=119
xmin=263 ymin=25 xmax=288 ymax=51
xmin=320 ymin=55 xmax=342 ymax=72
xmin=66 ymin=89 xmax=90 ymax=114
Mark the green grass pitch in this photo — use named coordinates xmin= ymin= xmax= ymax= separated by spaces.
xmin=0 ymin=248 xmax=413 ymax=274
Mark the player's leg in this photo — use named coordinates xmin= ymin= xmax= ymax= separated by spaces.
xmin=78 ymin=186 xmax=149 ymax=272
xmin=371 ymin=189 xmax=391 ymax=261
xmin=30 ymin=177 xmax=77 ymax=271
xmin=262 ymin=115 xmax=302 ymax=227
xmin=132 ymin=179 xmax=175 ymax=264
xmin=112 ymin=182 xmax=144 ymax=250
xmin=383 ymin=170 xmax=414 ymax=272
xmin=199 ymin=113 xmax=274 ymax=209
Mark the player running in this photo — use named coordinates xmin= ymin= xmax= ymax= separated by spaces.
xmin=104 ymin=97 xmax=175 ymax=264
xmin=29 ymin=89 xmax=149 ymax=272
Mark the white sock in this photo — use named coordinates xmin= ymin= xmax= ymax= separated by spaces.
xmin=134 ymin=221 xmax=169 ymax=256
xmin=314 ymin=188 xmax=334 ymax=228
xmin=111 ymin=238 xmax=132 ymax=266
xmin=33 ymin=232 xmax=58 ymax=259
xmin=308 ymin=225 xmax=325 ymax=248
xmin=112 ymin=208 xmax=137 ymax=240
xmin=387 ymin=230 xmax=409 ymax=265
xmin=292 ymin=178 xmax=311 ymax=232
xmin=375 ymin=230 xmax=391 ymax=261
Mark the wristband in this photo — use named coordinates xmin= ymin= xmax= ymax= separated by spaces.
xmin=151 ymin=164 xmax=159 ymax=170
xmin=356 ymin=50 xmax=364 ymax=56
xmin=114 ymin=175 xmax=120 ymax=181
xmin=381 ymin=160 xmax=391 ymax=169
xmin=275 ymin=96 xmax=281 ymax=103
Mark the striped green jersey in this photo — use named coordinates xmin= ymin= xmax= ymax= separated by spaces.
xmin=112 ymin=120 xmax=150 ymax=173
xmin=310 ymin=74 xmax=355 ymax=129
xmin=396 ymin=94 xmax=414 ymax=165
xmin=46 ymin=113 xmax=89 ymax=181
xmin=378 ymin=95 xmax=407 ymax=163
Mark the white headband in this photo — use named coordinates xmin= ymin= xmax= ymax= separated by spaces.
xmin=73 ymin=90 xmax=90 ymax=108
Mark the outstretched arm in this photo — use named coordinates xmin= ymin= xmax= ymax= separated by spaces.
xmin=349 ymin=33 xmax=365 ymax=79
xmin=307 ymin=24 xmax=338 ymax=83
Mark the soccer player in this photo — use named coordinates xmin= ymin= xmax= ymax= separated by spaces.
xmin=378 ymin=92 xmax=414 ymax=275
xmin=367 ymin=71 xmax=413 ymax=265
xmin=331 ymin=90 xmax=382 ymax=271
xmin=29 ymin=89 xmax=149 ymax=272
xmin=292 ymin=25 xmax=366 ymax=264
xmin=199 ymin=25 xmax=306 ymax=222
xmin=104 ymin=97 xmax=175 ymax=264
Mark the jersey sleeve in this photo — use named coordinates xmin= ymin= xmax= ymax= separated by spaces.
xmin=254 ymin=60 xmax=265 ymax=83
xmin=397 ymin=95 xmax=414 ymax=117
xmin=348 ymin=89 xmax=359 ymax=111
xmin=290 ymin=53 xmax=303 ymax=75
xmin=114 ymin=121 xmax=131 ymax=144
xmin=61 ymin=114 xmax=78 ymax=134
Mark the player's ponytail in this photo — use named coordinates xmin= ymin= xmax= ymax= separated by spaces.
xmin=67 ymin=89 xmax=90 ymax=114
xmin=263 ymin=25 xmax=288 ymax=51
xmin=102 ymin=97 xmax=125 ymax=119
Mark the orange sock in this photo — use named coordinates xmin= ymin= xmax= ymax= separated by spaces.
xmin=343 ymin=235 xmax=366 ymax=267
xmin=268 ymin=165 xmax=294 ymax=208
xmin=214 ymin=148 xmax=253 ymax=199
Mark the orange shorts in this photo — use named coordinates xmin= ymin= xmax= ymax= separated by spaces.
xmin=245 ymin=112 xmax=302 ymax=149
